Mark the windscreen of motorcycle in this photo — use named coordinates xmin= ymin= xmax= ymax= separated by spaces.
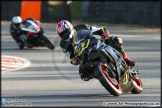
xmin=21 ymin=20 xmax=40 ymax=33
xmin=73 ymin=30 xmax=92 ymax=44
xmin=73 ymin=30 xmax=92 ymax=55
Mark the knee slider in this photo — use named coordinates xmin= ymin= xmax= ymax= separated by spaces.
xmin=117 ymin=37 xmax=123 ymax=45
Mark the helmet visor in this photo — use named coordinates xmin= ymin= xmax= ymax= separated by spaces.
xmin=60 ymin=29 xmax=71 ymax=41
xmin=14 ymin=23 xmax=21 ymax=28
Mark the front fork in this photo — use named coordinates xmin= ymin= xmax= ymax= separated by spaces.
xmin=19 ymin=34 xmax=28 ymax=44
xmin=102 ymin=63 xmax=116 ymax=79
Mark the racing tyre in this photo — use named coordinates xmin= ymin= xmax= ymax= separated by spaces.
xmin=39 ymin=36 xmax=55 ymax=50
xmin=94 ymin=64 xmax=122 ymax=96
xmin=131 ymin=77 xmax=143 ymax=94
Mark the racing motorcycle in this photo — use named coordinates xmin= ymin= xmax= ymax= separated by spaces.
xmin=19 ymin=20 xmax=55 ymax=50
xmin=73 ymin=29 xmax=143 ymax=96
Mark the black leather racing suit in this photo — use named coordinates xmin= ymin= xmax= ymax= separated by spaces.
xmin=10 ymin=23 xmax=22 ymax=44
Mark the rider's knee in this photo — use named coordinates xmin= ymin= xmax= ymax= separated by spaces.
xmin=113 ymin=37 xmax=123 ymax=45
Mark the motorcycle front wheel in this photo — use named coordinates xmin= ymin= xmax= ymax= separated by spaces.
xmin=39 ymin=36 xmax=55 ymax=50
xmin=94 ymin=64 xmax=122 ymax=96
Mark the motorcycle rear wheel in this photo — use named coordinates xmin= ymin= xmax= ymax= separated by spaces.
xmin=94 ymin=64 xmax=122 ymax=96
xmin=131 ymin=77 xmax=143 ymax=94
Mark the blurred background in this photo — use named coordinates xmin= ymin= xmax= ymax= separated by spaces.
xmin=1 ymin=1 xmax=161 ymax=27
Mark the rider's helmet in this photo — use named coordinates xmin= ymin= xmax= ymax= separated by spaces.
xmin=12 ymin=16 xmax=22 ymax=29
xmin=56 ymin=20 xmax=74 ymax=41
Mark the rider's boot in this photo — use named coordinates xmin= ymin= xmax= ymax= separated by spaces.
xmin=17 ymin=41 xmax=24 ymax=49
xmin=123 ymin=52 xmax=137 ymax=67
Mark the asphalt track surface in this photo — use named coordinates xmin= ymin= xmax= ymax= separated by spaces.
xmin=1 ymin=23 xmax=161 ymax=107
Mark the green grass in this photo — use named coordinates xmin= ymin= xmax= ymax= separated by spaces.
xmin=70 ymin=1 xmax=82 ymax=21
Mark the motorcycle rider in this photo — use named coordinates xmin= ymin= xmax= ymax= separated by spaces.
xmin=56 ymin=20 xmax=137 ymax=81
xmin=10 ymin=16 xmax=44 ymax=49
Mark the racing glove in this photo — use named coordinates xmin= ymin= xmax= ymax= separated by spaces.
xmin=36 ymin=20 xmax=41 ymax=24
xmin=70 ymin=56 xmax=81 ymax=66
xmin=101 ymin=29 xmax=110 ymax=40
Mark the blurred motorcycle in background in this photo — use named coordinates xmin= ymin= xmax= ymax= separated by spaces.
xmin=19 ymin=20 xmax=55 ymax=50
